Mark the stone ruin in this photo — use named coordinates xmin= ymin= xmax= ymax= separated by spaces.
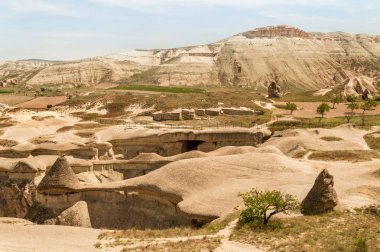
xmin=152 ymin=107 xmax=260 ymax=121
xmin=268 ymin=81 xmax=282 ymax=98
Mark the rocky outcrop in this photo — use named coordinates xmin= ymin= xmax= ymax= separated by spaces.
xmin=362 ymin=89 xmax=372 ymax=100
xmin=242 ymin=25 xmax=310 ymax=39
xmin=301 ymin=169 xmax=338 ymax=215
xmin=0 ymin=179 xmax=36 ymax=218
xmin=3 ymin=26 xmax=380 ymax=91
xmin=343 ymin=76 xmax=377 ymax=98
xmin=268 ymin=81 xmax=282 ymax=98
xmin=37 ymin=156 xmax=81 ymax=195
xmin=53 ymin=201 xmax=91 ymax=228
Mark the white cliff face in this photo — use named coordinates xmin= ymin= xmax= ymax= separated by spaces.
xmin=3 ymin=26 xmax=380 ymax=91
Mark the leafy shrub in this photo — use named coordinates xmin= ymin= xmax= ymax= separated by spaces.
xmin=355 ymin=236 xmax=368 ymax=252
xmin=239 ymin=189 xmax=299 ymax=226
xmin=285 ymin=102 xmax=297 ymax=114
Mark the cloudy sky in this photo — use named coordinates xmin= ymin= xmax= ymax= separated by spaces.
xmin=0 ymin=0 xmax=379 ymax=60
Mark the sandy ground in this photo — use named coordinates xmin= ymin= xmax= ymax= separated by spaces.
xmin=275 ymin=102 xmax=380 ymax=118
xmin=0 ymin=218 xmax=101 ymax=252
xmin=2 ymin=110 xmax=79 ymax=142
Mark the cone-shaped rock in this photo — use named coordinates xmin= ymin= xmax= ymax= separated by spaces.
xmin=37 ymin=156 xmax=81 ymax=195
xmin=301 ymin=169 xmax=338 ymax=215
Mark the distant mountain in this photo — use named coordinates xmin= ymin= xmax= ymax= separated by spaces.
xmin=1 ymin=25 xmax=380 ymax=92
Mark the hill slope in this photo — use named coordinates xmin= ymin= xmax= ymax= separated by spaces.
xmin=2 ymin=25 xmax=380 ymax=92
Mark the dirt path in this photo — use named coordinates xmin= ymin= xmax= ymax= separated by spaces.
xmin=215 ymin=220 xmax=264 ymax=252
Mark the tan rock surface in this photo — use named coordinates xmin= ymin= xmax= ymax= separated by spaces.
xmin=3 ymin=26 xmax=380 ymax=91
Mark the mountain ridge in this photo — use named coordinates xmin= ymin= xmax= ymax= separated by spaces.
xmin=1 ymin=25 xmax=380 ymax=92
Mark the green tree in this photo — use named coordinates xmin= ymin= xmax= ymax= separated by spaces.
xmin=239 ymin=189 xmax=299 ymax=226
xmin=347 ymin=102 xmax=359 ymax=113
xmin=285 ymin=102 xmax=298 ymax=115
xmin=331 ymin=95 xmax=342 ymax=109
xmin=346 ymin=95 xmax=357 ymax=103
xmin=317 ymin=103 xmax=330 ymax=121
xmin=345 ymin=102 xmax=359 ymax=123
xmin=361 ymin=99 xmax=377 ymax=114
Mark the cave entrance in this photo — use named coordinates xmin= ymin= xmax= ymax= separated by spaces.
xmin=182 ymin=140 xmax=205 ymax=152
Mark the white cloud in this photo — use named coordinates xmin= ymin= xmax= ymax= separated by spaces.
xmin=91 ymin=0 xmax=343 ymax=11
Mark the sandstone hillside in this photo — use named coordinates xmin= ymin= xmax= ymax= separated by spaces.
xmin=2 ymin=25 xmax=380 ymax=91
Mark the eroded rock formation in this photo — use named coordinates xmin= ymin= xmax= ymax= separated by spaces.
xmin=301 ymin=169 xmax=338 ymax=215
xmin=2 ymin=26 xmax=380 ymax=91
xmin=268 ymin=81 xmax=282 ymax=98
xmin=0 ymin=180 xmax=35 ymax=218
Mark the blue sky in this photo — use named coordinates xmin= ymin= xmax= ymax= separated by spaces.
xmin=0 ymin=0 xmax=379 ymax=60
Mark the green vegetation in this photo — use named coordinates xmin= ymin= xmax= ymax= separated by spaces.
xmin=114 ymin=84 xmax=205 ymax=94
xmin=285 ymin=102 xmax=297 ymax=114
xmin=331 ymin=95 xmax=342 ymax=109
xmin=239 ymin=189 xmax=299 ymax=226
xmin=308 ymin=150 xmax=380 ymax=162
xmin=320 ymin=136 xmax=343 ymax=141
xmin=0 ymin=89 xmax=14 ymax=94
xmin=231 ymin=209 xmax=380 ymax=252
xmin=268 ymin=115 xmax=380 ymax=132
xmin=317 ymin=102 xmax=330 ymax=120
xmin=279 ymin=91 xmax=332 ymax=102
xmin=361 ymin=99 xmax=377 ymax=114
xmin=355 ymin=236 xmax=368 ymax=252
xmin=347 ymin=95 xmax=358 ymax=103
xmin=347 ymin=102 xmax=360 ymax=113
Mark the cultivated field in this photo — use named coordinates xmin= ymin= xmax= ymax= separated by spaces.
xmin=16 ymin=96 xmax=67 ymax=109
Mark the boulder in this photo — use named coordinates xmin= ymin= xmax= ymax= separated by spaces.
xmin=268 ymin=81 xmax=282 ymax=98
xmin=362 ymin=89 xmax=372 ymax=100
xmin=301 ymin=169 xmax=338 ymax=215
xmin=56 ymin=201 xmax=91 ymax=228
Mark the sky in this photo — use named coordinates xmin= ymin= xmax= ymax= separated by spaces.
xmin=0 ymin=0 xmax=379 ymax=61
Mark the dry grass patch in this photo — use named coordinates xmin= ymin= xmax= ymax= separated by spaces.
xmin=0 ymin=139 xmax=18 ymax=147
xmin=98 ymin=212 xmax=239 ymax=241
xmin=231 ymin=210 xmax=380 ymax=252
xmin=57 ymin=123 xmax=106 ymax=133
xmin=308 ymin=150 xmax=380 ymax=162
xmin=122 ymin=237 xmax=221 ymax=252
xmin=320 ymin=136 xmax=343 ymax=141
xmin=364 ymin=133 xmax=380 ymax=150
xmin=373 ymin=169 xmax=380 ymax=178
